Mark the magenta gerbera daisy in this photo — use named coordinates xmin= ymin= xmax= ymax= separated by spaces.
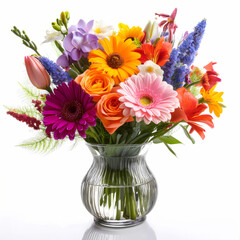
xmin=118 ymin=73 xmax=179 ymax=124
xmin=43 ymin=80 xmax=96 ymax=140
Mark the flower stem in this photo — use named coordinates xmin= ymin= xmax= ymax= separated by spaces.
xmin=150 ymin=122 xmax=180 ymax=142
xmin=185 ymin=80 xmax=201 ymax=89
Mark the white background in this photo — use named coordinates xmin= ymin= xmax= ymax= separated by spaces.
xmin=1 ymin=0 xmax=240 ymax=239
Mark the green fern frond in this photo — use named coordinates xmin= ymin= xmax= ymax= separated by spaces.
xmin=18 ymin=82 xmax=46 ymax=101
xmin=18 ymin=133 xmax=65 ymax=154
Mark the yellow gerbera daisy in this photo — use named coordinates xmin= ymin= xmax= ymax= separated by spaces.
xmin=200 ymin=85 xmax=224 ymax=117
xmin=118 ymin=23 xmax=144 ymax=42
xmin=88 ymin=36 xmax=141 ymax=85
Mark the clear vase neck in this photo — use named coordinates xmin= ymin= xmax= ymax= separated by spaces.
xmin=86 ymin=143 xmax=151 ymax=158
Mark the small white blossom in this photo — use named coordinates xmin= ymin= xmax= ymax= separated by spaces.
xmin=91 ymin=21 xmax=114 ymax=39
xmin=42 ymin=29 xmax=64 ymax=43
xmin=138 ymin=60 xmax=164 ymax=77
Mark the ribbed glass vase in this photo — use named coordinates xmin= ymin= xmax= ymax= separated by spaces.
xmin=81 ymin=143 xmax=158 ymax=228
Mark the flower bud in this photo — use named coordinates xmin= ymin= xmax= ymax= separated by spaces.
xmin=144 ymin=21 xmax=152 ymax=41
xmin=56 ymin=18 xmax=63 ymax=26
xmin=24 ymin=56 xmax=51 ymax=90
xmin=65 ymin=11 xmax=70 ymax=20
xmin=144 ymin=21 xmax=159 ymax=42
xmin=52 ymin=22 xmax=61 ymax=31
xmin=60 ymin=12 xmax=67 ymax=26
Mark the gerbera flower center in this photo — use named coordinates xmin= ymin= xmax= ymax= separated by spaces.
xmin=61 ymin=100 xmax=83 ymax=122
xmin=140 ymin=95 xmax=153 ymax=106
xmin=125 ymin=36 xmax=134 ymax=41
xmin=106 ymin=53 xmax=124 ymax=69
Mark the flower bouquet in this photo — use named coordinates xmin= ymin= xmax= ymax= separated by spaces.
xmin=8 ymin=8 xmax=224 ymax=227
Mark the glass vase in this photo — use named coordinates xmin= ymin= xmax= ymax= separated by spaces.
xmin=81 ymin=143 xmax=158 ymax=228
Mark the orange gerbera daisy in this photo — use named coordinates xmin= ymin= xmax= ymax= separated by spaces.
xmin=200 ymin=85 xmax=224 ymax=117
xmin=135 ymin=37 xmax=172 ymax=66
xmin=171 ymin=87 xmax=214 ymax=139
xmin=117 ymin=23 xmax=144 ymax=42
xmin=88 ymin=36 xmax=141 ymax=85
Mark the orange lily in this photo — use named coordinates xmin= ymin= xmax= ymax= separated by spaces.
xmin=135 ymin=37 xmax=172 ymax=66
xmin=171 ymin=87 xmax=214 ymax=139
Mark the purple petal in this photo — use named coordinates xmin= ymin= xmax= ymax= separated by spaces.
xmin=86 ymin=116 xmax=96 ymax=123
xmin=89 ymin=121 xmax=96 ymax=127
xmin=63 ymin=33 xmax=74 ymax=52
xmin=42 ymin=110 xmax=61 ymax=116
xmin=56 ymin=54 xmax=70 ymax=68
xmin=56 ymin=120 xmax=68 ymax=130
xmin=81 ymin=44 xmax=92 ymax=53
xmin=77 ymin=19 xmax=86 ymax=29
xmin=43 ymin=115 xmax=60 ymax=124
xmin=44 ymin=100 xmax=62 ymax=110
xmin=86 ymin=20 xmax=94 ymax=32
xmin=74 ymin=82 xmax=82 ymax=100
xmin=79 ymin=131 xmax=86 ymax=138
xmin=69 ymin=48 xmax=82 ymax=61
xmin=79 ymin=119 xmax=86 ymax=125
xmin=67 ymin=122 xmax=75 ymax=131
xmin=71 ymin=32 xmax=84 ymax=49
xmin=77 ymin=125 xmax=83 ymax=132
xmin=68 ymin=25 xmax=77 ymax=33
xmin=61 ymin=81 xmax=73 ymax=100
xmin=84 ymin=102 xmax=95 ymax=110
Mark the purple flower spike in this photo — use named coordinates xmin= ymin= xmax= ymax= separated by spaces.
xmin=42 ymin=80 xmax=97 ymax=140
xmin=57 ymin=19 xmax=99 ymax=67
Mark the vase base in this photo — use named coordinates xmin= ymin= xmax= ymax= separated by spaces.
xmin=94 ymin=216 xmax=146 ymax=228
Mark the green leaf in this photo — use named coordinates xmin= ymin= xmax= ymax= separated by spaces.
xmin=153 ymin=135 xmax=182 ymax=144
xmin=163 ymin=143 xmax=177 ymax=157
xmin=180 ymin=124 xmax=195 ymax=144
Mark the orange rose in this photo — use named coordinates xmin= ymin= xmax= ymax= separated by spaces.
xmin=75 ymin=70 xmax=114 ymax=102
xmin=75 ymin=70 xmax=89 ymax=85
xmin=96 ymin=93 xmax=133 ymax=134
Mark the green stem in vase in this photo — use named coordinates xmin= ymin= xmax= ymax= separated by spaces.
xmin=129 ymin=187 xmax=137 ymax=220
xmin=115 ymin=170 xmax=121 ymax=220
xmin=138 ymin=186 xmax=144 ymax=214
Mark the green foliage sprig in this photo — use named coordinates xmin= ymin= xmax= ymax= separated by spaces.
xmin=11 ymin=26 xmax=41 ymax=56
xmin=18 ymin=132 xmax=65 ymax=154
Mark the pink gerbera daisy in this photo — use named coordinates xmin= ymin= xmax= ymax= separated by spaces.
xmin=118 ymin=73 xmax=179 ymax=124
xmin=43 ymin=80 xmax=96 ymax=140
